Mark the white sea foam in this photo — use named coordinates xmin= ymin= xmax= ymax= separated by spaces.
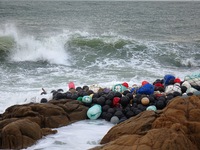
xmin=25 ymin=120 xmax=114 ymax=150
xmin=0 ymin=24 xmax=70 ymax=65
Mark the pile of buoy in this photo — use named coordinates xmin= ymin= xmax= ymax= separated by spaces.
xmin=41 ymin=73 xmax=200 ymax=124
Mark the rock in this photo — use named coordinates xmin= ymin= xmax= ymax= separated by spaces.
xmin=90 ymin=95 xmax=200 ymax=150
xmin=1 ymin=119 xmax=42 ymax=149
xmin=0 ymin=99 xmax=88 ymax=149
xmin=100 ymin=110 xmax=157 ymax=144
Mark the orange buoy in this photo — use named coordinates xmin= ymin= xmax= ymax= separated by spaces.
xmin=141 ymin=97 xmax=150 ymax=105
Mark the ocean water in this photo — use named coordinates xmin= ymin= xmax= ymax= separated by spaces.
xmin=26 ymin=119 xmax=113 ymax=150
xmin=0 ymin=1 xmax=200 ymax=149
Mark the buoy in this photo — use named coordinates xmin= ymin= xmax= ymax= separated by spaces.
xmin=110 ymin=116 xmax=119 ymax=124
xmin=77 ymin=96 xmax=83 ymax=101
xmin=82 ymin=95 xmax=92 ymax=103
xmin=141 ymin=97 xmax=150 ymax=105
xmin=68 ymin=82 xmax=75 ymax=89
xmin=87 ymin=104 xmax=102 ymax=120
xmin=146 ymin=105 xmax=157 ymax=111
xmin=142 ymin=80 xmax=149 ymax=86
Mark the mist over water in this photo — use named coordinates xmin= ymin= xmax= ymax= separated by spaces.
xmin=0 ymin=1 xmax=200 ymax=150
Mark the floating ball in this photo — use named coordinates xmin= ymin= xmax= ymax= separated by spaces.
xmin=113 ymin=97 xmax=120 ymax=107
xmin=180 ymin=86 xmax=187 ymax=93
xmin=135 ymin=94 xmax=142 ymax=104
xmin=77 ymin=90 xmax=88 ymax=97
xmin=106 ymin=92 xmax=115 ymax=100
xmin=110 ymin=116 xmax=119 ymax=124
xmin=187 ymin=92 xmax=193 ymax=96
xmin=71 ymin=93 xmax=78 ymax=100
xmin=126 ymin=110 xmax=134 ymax=118
xmin=114 ymin=92 xmax=122 ymax=98
xmin=77 ymin=96 xmax=83 ymax=101
xmin=137 ymin=104 xmax=146 ymax=111
xmin=83 ymin=85 xmax=89 ymax=92
xmin=92 ymin=97 xmax=98 ymax=103
xmin=122 ymin=82 xmax=129 ymax=88
xmin=102 ymin=105 xmax=110 ymax=112
xmin=156 ymin=100 xmax=165 ymax=110
xmin=54 ymin=93 xmax=65 ymax=100
xmin=132 ymin=103 xmax=137 ymax=108
xmin=96 ymin=96 xmax=106 ymax=106
xmin=103 ymin=88 xmax=110 ymax=94
xmin=105 ymin=99 xmax=112 ymax=106
xmin=135 ymin=109 xmax=142 ymax=115
xmin=157 ymin=96 xmax=165 ymax=101
xmin=166 ymin=93 xmax=174 ymax=100
xmin=82 ymin=95 xmax=92 ymax=104
xmin=118 ymin=117 xmax=127 ymax=123
xmin=114 ymin=110 xmax=124 ymax=119
xmin=141 ymin=97 xmax=150 ymax=105
xmin=87 ymin=104 xmax=102 ymax=120
xmin=146 ymin=105 xmax=157 ymax=111
xmin=122 ymin=90 xmax=130 ymax=96
xmin=101 ymin=112 xmax=107 ymax=119
xmin=120 ymin=96 xmax=130 ymax=107
xmin=149 ymin=95 xmax=155 ymax=103
xmin=105 ymin=112 xmax=113 ymax=121
xmin=107 ymin=108 xmax=115 ymax=114
xmin=57 ymin=89 xmax=64 ymax=92
xmin=40 ymin=98 xmax=48 ymax=103
xmin=123 ymin=106 xmax=130 ymax=114
xmin=142 ymin=80 xmax=149 ymax=86
xmin=76 ymin=87 xmax=82 ymax=92
xmin=174 ymin=78 xmax=181 ymax=83
xmin=173 ymin=91 xmax=181 ymax=97
xmin=68 ymin=82 xmax=75 ymax=89
xmin=126 ymin=93 xmax=133 ymax=100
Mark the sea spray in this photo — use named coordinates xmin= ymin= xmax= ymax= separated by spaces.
xmin=0 ymin=24 xmax=70 ymax=65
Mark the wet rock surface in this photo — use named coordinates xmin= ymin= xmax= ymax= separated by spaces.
xmin=0 ymin=99 xmax=88 ymax=149
xmin=91 ymin=95 xmax=200 ymax=150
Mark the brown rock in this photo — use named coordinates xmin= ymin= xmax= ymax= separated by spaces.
xmin=91 ymin=95 xmax=200 ymax=150
xmin=42 ymin=128 xmax=57 ymax=136
xmin=1 ymin=118 xmax=42 ymax=149
xmin=0 ymin=99 xmax=88 ymax=149
xmin=2 ymin=99 xmax=88 ymax=128
xmin=100 ymin=110 xmax=157 ymax=144
xmin=49 ymin=99 xmax=88 ymax=122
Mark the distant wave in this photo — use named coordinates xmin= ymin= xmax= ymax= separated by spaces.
xmin=0 ymin=24 xmax=199 ymax=68
xmin=68 ymin=36 xmax=131 ymax=49
xmin=66 ymin=34 xmax=200 ymax=68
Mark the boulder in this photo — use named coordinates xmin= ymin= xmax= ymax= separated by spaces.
xmin=1 ymin=119 xmax=42 ymax=149
xmin=0 ymin=99 xmax=88 ymax=149
xmin=91 ymin=95 xmax=200 ymax=150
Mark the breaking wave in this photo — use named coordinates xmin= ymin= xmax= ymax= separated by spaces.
xmin=0 ymin=24 xmax=199 ymax=68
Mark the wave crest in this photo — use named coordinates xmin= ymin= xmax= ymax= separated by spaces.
xmin=0 ymin=24 xmax=70 ymax=65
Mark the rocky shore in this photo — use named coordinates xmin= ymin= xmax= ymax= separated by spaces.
xmin=91 ymin=95 xmax=200 ymax=150
xmin=1 ymin=95 xmax=200 ymax=149
xmin=0 ymin=99 xmax=88 ymax=149
xmin=0 ymin=73 xmax=200 ymax=149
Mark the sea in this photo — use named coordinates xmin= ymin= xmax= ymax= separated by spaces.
xmin=0 ymin=1 xmax=200 ymax=149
